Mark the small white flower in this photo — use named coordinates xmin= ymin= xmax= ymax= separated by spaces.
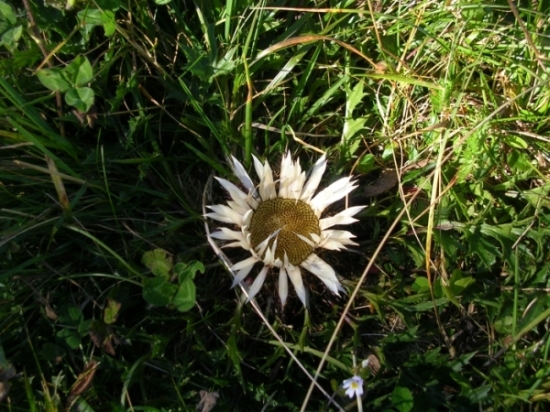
xmin=206 ymin=152 xmax=364 ymax=306
xmin=342 ymin=375 xmax=364 ymax=399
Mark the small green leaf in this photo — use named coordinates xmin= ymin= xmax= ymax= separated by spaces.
xmin=173 ymin=279 xmax=196 ymax=312
xmin=143 ymin=277 xmax=177 ymax=306
xmin=56 ymin=328 xmax=81 ymax=349
xmin=65 ymin=56 xmax=93 ymax=86
xmin=142 ymin=249 xmax=173 ymax=279
xmin=451 ymin=276 xmax=475 ymax=294
xmin=77 ymin=8 xmax=103 ymax=26
xmin=517 ymin=295 xmax=550 ymax=333
xmin=504 ymin=135 xmax=528 ymax=149
xmin=1 ymin=25 xmax=22 ymax=50
xmin=36 ymin=68 xmax=71 ymax=92
xmin=154 ymin=0 xmax=171 ymax=4
xmin=356 ymin=154 xmax=375 ymax=174
xmin=391 ymin=386 xmax=413 ymax=412
xmin=0 ymin=2 xmax=17 ymax=24
xmin=65 ymin=87 xmax=95 ymax=112
xmin=58 ymin=304 xmax=83 ymax=325
xmin=100 ymin=10 xmax=116 ymax=36
xmin=343 ymin=117 xmax=367 ymax=143
xmin=347 ymin=81 xmax=365 ymax=115
xmin=103 ymin=298 xmax=121 ymax=324
xmin=411 ymin=276 xmax=430 ymax=293
xmin=77 ymin=8 xmax=115 ymax=38
xmin=175 ymin=260 xmax=205 ymax=283
xmin=469 ymin=234 xmax=498 ymax=270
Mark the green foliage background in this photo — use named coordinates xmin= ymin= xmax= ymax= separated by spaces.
xmin=1 ymin=0 xmax=550 ymax=411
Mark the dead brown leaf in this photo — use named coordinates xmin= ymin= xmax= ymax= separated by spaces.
xmin=65 ymin=360 xmax=99 ymax=411
xmin=364 ymin=169 xmax=399 ymax=197
xmin=89 ymin=320 xmax=116 ymax=356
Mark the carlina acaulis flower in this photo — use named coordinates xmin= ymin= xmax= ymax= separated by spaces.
xmin=206 ymin=152 xmax=365 ymax=307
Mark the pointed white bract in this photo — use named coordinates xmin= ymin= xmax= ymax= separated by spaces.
xmin=319 ymin=205 xmax=366 ymax=230
xmin=301 ymin=154 xmax=327 ymax=202
xmin=310 ymin=177 xmax=358 ymax=215
xmin=300 ymin=254 xmax=341 ymax=295
xmin=278 ymin=267 xmax=289 ymax=306
xmin=230 ymin=155 xmax=257 ymax=198
xmin=247 ymin=266 xmax=269 ymax=301
xmin=319 ymin=230 xmax=358 ymax=250
xmin=207 ymin=152 xmax=363 ymax=306
xmin=286 ymin=263 xmax=307 ymax=306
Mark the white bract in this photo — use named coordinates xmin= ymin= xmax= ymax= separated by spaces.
xmin=206 ymin=153 xmax=364 ymax=306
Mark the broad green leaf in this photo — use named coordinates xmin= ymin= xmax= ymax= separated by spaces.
xmin=36 ymin=68 xmax=71 ymax=92
xmin=142 ymin=249 xmax=173 ymax=279
xmin=142 ymin=277 xmax=177 ymax=306
xmin=103 ymin=298 xmax=121 ymax=324
xmin=391 ymin=386 xmax=413 ymax=412
xmin=65 ymin=87 xmax=95 ymax=112
xmin=173 ymin=279 xmax=196 ymax=312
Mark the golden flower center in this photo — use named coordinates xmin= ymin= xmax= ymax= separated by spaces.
xmin=249 ymin=198 xmax=320 ymax=265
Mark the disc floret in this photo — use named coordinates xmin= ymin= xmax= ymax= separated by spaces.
xmin=249 ymin=198 xmax=321 ymax=265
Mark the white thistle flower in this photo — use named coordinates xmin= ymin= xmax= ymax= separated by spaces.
xmin=342 ymin=375 xmax=364 ymax=399
xmin=206 ymin=152 xmax=364 ymax=307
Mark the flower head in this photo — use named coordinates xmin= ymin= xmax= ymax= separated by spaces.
xmin=342 ymin=375 xmax=364 ymax=398
xmin=206 ymin=153 xmax=364 ymax=306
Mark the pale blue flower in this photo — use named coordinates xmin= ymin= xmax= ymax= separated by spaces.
xmin=342 ymin=375 xmax=364 ymax=398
